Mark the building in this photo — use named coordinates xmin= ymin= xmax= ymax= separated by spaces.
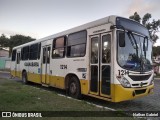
xmin=153 ymin=55 xmax=160 ymax=74
xmin=0 ymin=48 xmax=10 ymax=69
xmin=0 ymin=48 xmax=9 ymax=57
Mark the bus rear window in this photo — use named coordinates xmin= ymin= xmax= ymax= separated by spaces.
xmin=11 ymin=49 xmax=16 ymax=61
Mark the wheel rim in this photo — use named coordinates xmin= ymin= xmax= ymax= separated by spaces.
xmin=70 ymin=82 xmax=77 ymax=95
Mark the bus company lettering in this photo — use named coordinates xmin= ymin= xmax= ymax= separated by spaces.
xmin=24 ymin=62 xmax=39 ymax=67
xmin=93 ymin=29 xmax=106 ymax=33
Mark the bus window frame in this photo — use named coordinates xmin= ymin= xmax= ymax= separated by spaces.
xmin=52 ymin=36 xmax=66 ymax=59
xmin=67 ymin=30 xmax=87 ymax=58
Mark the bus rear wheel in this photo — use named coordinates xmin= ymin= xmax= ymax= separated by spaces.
xmin=22 ymin=72 xmax=28 ymax=84
xmin=68 ymin=76 xmax=81 ymax=99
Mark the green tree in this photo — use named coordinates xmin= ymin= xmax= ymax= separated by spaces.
xmin=129 ymin=12 xmax=160 ymax=43
xmin=0 ymin=34 xmax=9 ymax=48
xmin=152 ymin=46 xmax=160 ymax=59
xmin=129 ymin=12 xmax=141 ymax=23
xmin=0 ymin=34 xmax=35 ymax=57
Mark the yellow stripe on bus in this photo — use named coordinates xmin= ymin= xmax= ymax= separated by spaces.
xmin=10 ymin=70 xmax=154 ymax=102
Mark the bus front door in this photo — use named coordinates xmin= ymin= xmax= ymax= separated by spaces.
xmin=42 ymin=46 xmax=51 ymax=85
xmin=90 ymin=33 xmax=111 ymax=97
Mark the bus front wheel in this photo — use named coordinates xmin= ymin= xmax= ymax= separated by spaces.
xmin=68 ymin=76 xmax=81 ymax=99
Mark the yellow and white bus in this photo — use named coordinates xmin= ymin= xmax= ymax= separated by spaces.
xmin=11 ymin=15 xmax=154 ymax=102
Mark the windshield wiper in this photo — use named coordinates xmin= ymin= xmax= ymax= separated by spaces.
xmin=127 ymin=31 xmax=138 ymax=57
xmin=143 ymin=36 xmax=148 ymax=59
xmin=127 ymin=31 xmax=144 ymax=72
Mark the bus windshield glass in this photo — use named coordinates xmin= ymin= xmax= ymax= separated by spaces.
xmin=117 ymin=31 xmax=152 ymax=72
xmin=116 ymin=17 xmax=152 ymax=72
xmin=116 ymin=17 xmax=149 ymax=37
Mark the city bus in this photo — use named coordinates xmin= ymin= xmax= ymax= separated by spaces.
xmin=10 ymin=15 xmax=154 ymax=102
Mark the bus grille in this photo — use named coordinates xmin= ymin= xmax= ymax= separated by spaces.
xmin=132 ymin=82 xmax=148 ymax=87
xmin=128 ymin=74 xmax=151 ymax=81
xmin=135 ymin=89 xmax=146 ymax=95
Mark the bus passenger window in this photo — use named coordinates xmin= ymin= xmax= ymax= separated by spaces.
xmin=52 ymin=37 xmax=65 ymax=58
xmin=29 ymin=43 xmax=39 ymax=60
xmin=102 ymin=34 xmax=111 ymax=63
xmin=21 ymin=46 xmax=29 ymax=60
xmin=67 ymin=30 xmax=87 ymax=57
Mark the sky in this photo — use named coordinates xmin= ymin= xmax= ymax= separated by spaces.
xmin=0 ymin=0 xmax=160 ymax=45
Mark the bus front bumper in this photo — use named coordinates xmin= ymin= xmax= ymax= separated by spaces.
xmin=111 ymin=84 xmax=154 ymax=102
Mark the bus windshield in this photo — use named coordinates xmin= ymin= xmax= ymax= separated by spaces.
xmin=117 ymin=31 xmax=152 ymax=72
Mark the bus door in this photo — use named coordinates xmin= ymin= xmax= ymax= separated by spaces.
xmin=42 ymin=46 xmax=51 ymax=84
xmin=16 ymin=52 xmax=21 ymax=77
xmin=90 ymin=33 xmax=111 ymax=97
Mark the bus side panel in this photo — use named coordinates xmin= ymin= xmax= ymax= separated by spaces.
xmin=16 ymin=71 xmax=21 ymax=78
xmin=80 ymin=79 xmax=89 ymax=95
xmin=64 ymin=58 xmax=89 ymax=95
xmin=50 ymin=55 xmax=89 ymax=94
xmin=27 ymin=60 xmax=41 ymax=84
xmin=10 ymin=61 xmax=16 ymax=77
xmin=49 ymin=58 xmax=65 ymax=88
xmin=49 ymin=75 xmax=65 ymax=89
xmin=79 ymin=33 xmax=90 ymax=95
xmin=28 ymin=72 xmax=41 ymax=84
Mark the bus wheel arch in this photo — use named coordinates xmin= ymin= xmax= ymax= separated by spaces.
xmin=65 ymin=74 xmax=81 ymax=99
xmin=22 ymin=70 xmax=28 ymax=84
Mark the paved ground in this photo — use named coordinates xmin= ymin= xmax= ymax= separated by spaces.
xmin=0 ymin=71 xmax=160 ymax=113
xmin=0 ymin=71 xmax=11 ymax=79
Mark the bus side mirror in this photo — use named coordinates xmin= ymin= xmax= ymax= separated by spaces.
xmin=119 ymin=31 xmax=125 ymax=47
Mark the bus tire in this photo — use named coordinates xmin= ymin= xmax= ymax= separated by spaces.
xmin=22 ymin=71 xmax=28 ymax=84
xmin=68 ymin=76 xmax=81 ymax=99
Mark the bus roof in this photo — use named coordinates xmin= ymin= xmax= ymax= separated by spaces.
xmin=13 ymin=15 xmax=117 ymax=49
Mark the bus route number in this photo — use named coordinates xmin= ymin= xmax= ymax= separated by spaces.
xmin=118 ymin=70 xmax=129 ymax=76
xmin=60 ymin=65 xmax=67 ymax=69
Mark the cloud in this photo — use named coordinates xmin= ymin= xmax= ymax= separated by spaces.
xmin=123 ymin=0 xmax=160 ymax=17
xmin=122 ymin=0 xmax=160 ymax=46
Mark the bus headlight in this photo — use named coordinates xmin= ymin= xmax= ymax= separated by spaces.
xmin=117 ymin=76 xmax=131 ymax=88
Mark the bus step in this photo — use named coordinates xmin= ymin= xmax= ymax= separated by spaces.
xmin=42 ymin=84 xmax=49 ymax=87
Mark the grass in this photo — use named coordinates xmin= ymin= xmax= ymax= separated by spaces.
xmin=0 ymin=78 xmax=137 ymax=120
xmin=0 ymin=78 xmax=98 ymax=111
